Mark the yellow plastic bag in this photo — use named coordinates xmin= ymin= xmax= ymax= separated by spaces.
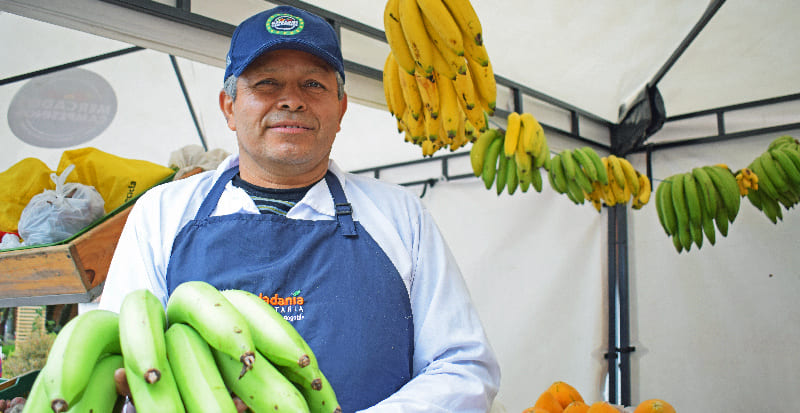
xmin=0 ymin=157 xmax=54 ymax=233
xmin=56 ymin=147 xmax=175 ymax=213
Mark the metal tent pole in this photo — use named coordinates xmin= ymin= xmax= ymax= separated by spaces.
xmin=606 ymin=205 xmax=618 ymax=403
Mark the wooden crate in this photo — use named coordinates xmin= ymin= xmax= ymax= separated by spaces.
xmin=0 ymin=204 xmax=133 ymax=308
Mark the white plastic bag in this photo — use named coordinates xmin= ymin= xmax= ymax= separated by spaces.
xmin=17 ymin=164 xmax=106 ymax=246
xmin=168 ymin=145 xmax=230 ymax=179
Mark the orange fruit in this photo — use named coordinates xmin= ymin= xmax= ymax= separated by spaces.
xmin=586 ymin=401 xmax=619 ymax=413
xmin=533 ymin=390 xmax=564 ymax=413
xmin=547 ymin=381 xmax=584 ymax=408
xmin=563 ymin=401 xmax=590 ymax=413
xmin=633 ymin=399 xmax=676 ymax=413
xmin=563 ymin=400 xmax=590 ymax=413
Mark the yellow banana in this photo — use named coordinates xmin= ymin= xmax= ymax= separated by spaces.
xmin=414 ymin=71 xmax=439 ymax=121
xmin=397 ymin=68 xmax=424 ymax=121
xmin=504 ymin=112 xmax=521 ymax=157
xmin=436 ymin=73 xmax=461 ymax=139
xmin=466 ymin=54 xmax=496 ymax=114
xmin=416 ymin=0 xmax=464 ymax=56
xmin=440 ymin=0 xmax=484 ymax=48
xmin=519 ymin=113 xmax=536 ymax=154
xmin=382 ymin=53 xmax=406 ymax=120
xmin=398 ymin=0 xmax=435 ymax=74
xmin=617 ymin=157 xmax=640 ymax=196
xmin=606 ymin=155 xmax=627 ymax=189
xmin=383 ymin=0 xmax=417 ymax=74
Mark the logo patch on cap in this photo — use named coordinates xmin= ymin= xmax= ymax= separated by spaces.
xmin=266 ymin=13 xmax=305 ymax=35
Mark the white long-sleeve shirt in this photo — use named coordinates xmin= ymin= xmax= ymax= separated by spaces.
xmin=99 ymin=154 xmax=500 ymax=412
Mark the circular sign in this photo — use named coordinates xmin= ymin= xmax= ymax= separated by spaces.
xmin=7 ymin=67 xmax=117 ymax=148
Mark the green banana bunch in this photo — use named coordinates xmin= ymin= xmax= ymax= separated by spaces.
xmin=745 ymin=135 xmax=800 ymax=223
xmin=164 ymin=323 xmax=238 ymax=413
xmin=119 ymin=288 xmax=169 ymax=384
xmin=39 ymin=309 xmax=122 ymax=413
xmin=63 ymin=355 xmax=124 ymax=413
xmin=213 ymin=348 xmax=311 ymax=412
xmin=166 ymin=280 xmax=256 ymax=378
xmin=655 ymin=165 xmax=740 ymax=253
xmin=31 ymin=282 xmax=343 ymax=413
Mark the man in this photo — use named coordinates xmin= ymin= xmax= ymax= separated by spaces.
xmin=99 ymin=5 xmax=500 ymax=412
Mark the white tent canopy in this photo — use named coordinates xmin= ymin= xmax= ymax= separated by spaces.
xmin=2 ymin=0 xmax=799 ymax=411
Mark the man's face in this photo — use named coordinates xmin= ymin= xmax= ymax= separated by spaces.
xmin=220 ymin=49 xmax=347 ymax=185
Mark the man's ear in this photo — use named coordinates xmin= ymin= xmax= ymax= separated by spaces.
xmin=336 ymin=93 xmax=348 ymax=133
xmin=219 ymin=90 xmax=236 ymax=131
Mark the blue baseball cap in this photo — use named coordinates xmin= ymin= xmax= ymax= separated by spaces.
xmin=224 ymin=6 xmax=345 ymax=82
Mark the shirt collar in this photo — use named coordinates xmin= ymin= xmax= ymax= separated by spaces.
xmin=214 ymin=154 xmax=347 ymax=217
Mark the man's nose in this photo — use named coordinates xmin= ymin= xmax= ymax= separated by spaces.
xmin=277 ymin=86 xmax=306 ymax=111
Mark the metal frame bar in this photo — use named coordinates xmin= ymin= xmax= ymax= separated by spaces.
xmin=0 ymin=46 xmax=144 ymax=86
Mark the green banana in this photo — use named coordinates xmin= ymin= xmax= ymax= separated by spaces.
xmin=704 ymin=166 xmax=740 ymax=222
xmin=760 ymin=188 xmax=782 ymax=224
xmin=682 ymin=173 xmax=702 ymax=228
xmin=560 ymin=149 xmax=578 ymax=181
xmin=571 ymin=146 xmax=599 ymax=182
xmin=64 ymin=355 xmax=123 ymax=413
xmin=691 ymin=167 xmax=719 ymax=217
xmin=496 ymin=154 xmax=509 ymax=194
xmin=550 ymin=154 xmax=568 ymax=194
xmin=767 ymin=135 xmax=799 ymax=151
xmin=714 ymin=200 xmax=730 ymax=237
xmin=758 ymin=151 xmax=790 ymax=193
xmin=700 ymin=197 xmax=716 ymax=246
xmin=770 ymin=148 xmax=800 ymax=186
xmin=669 ymin=174 xmax=690 ymax=237
xmin=655 ymin=180 xmax=677 ymax=236
xmin=119 ymin=288 xmax=169 ymax=384
xmin=506 ymin=155 xmax=518 ymax=195
xmin=279 ymin=360 xmax=341 ymax=413
xmin=219 ymin=289 xmax=317 ymax=374
xmin=688 ymin=210 xmax=704 ymax=249
xmin=565 ymin=177 xmax=586 ymax=205
xmin=584 ymin=147 xmax=608 ymax=185
xmin=166 ymin=281 xmax=256 ymax=378
xmin=531 ymin=167 xmax=544 ymax=193
xmin=125 ymin=353 xmax=184 ymax=412
xmin=481 ymin=136 xmax=503 ymax=190
xmin=470 ymin=128 xmax=500 ymax=176
xmin=781 ymin=146 xmax=800 ymax=172
xmin=21 ymin=368 xmax=51 ymax=413
xmin=671 ymin=231 xmax=684 ymax=254
xmin=164 ymin=323 xmax=237 ymax=413
xmin=213 ymin=348 xmax=310 ymax=413
xmin=533 ymin=138 xmax=550 ymax=169
xmin=573 ymin=164 xmax=594 ymax=194
xmin=41 ymin=309 xmax=121 ymax=413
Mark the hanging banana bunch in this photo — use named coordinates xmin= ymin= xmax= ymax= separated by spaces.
xmin=655 ymin=164 xmax=740 ymax=253
xmin=383 ymin=0 xmax=495 ymax=157
xmin=469 ymin=111 xmax=550 ymax=195
xmin=549 ymin=150 xmax=650 ymax=213
xmin=743 ymin=135 xmax=800 ymax=224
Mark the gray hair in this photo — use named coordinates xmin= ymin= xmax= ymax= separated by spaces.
xmin=223 ymin=71 xmax=345 ymax=101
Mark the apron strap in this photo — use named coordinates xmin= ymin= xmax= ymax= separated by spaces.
xmin=324 ymin=171 xmax=357 ymax=237
xmin=195 ymin=166 xmax=239 ymax=219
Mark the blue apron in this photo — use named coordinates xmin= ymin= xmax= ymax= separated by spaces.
xmin=166 ymin=166 xmax=413 ymax=411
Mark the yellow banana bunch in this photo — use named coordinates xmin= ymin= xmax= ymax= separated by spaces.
xmin=469 ymin=112 xmax=551 ymax=195
xmin=382 ymin=0 xmax=496 ymax=157
xmin=735 ymin=167 xmax=758 ymax=195
xmin=655 ymin=165 xmax=740 ymax=253
xmin=744 ymin=135 xmax=800 ymax=224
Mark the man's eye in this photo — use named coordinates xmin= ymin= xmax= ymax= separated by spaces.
xmin=305 ymin=80 xmax=325 ymax=89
